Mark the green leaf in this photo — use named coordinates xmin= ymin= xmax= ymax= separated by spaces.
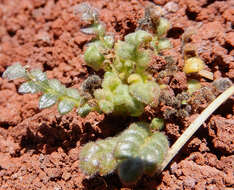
xmin=113 ymin=84 xmax=144 ymax=116
xmin=157 ymin=17 xmax=171 ymax=37
xmin=98 ymin=99 xmax=114 ymax=114
xmin=118 ymin=158 xmax=144 ymax=185
xmin=115 ymin=41 xmax=135 ymax=60
xmin=135 ymin=51 xmax=150 ymax=69
xmin=84 ymin=45 xmax=104 ymax=71
xmin=31 ymin=69 xmax=47 ymax=82
xmin=79 ymin=137 xmax=118 ymax=176
xmin=66 ymin=88 xmax=81 ymax=99
xmin=115 ymin=123 xmax=169 ymax=177
xmin=48 ymin=79 xmax=65 ymax=93
xmin=127 ymin=74 xmax=143 ymax=84
xmin=103 ymin=35 xmax=114 ymax=48
xmin=77 ymin=104 xmax=92 ymax=117
xmin=2 ymin=63 xmax=26 ymax=80
xmin=94 ymin=89 xmax=113 ymax=101
xmin=18 ymin=81 xmax=40 ymax=94
xmin=102 ymin=72 xmax=121 ymax=91
xmin=58 ymin=99 xmax=75 ymax=114
xmin=39 ymin=93 xmax=57 ymax=109
xmin=80 ymin=26 xmax=98 ymax=35
xmin=125 ymin=30 xmax=152 ymax=47
xmin=150 ymin=118 xmax=164 ymax=131
xmin=129 ymin=81 xmax=160 ymax=104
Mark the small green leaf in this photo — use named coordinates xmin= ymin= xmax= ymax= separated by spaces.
xmin=129 ymin=81 xmax=160 ymax=104
xmin=58 ymin=99 xmax=75 ymax=114
xmin=48 ymin=79 xmax=65 ymax=93
xmin=98 ymin=99 xmax=114 ymax=114
xmin=94 ymin=89 xmax=113 ymax=101
xmin=125 ymin=30 xmax=152 ymax=47
xmin=150 ymin=118 xmax=164 ymax=131
xmin=66 ymin=88 xmax=81 ymax=99
xmin=18 ymin=81 xmax=40 ymax=94
xmin=84 ymin=45 xmax=104 ymax=71
xmin=127 ymin=74 xmax=143 ymax=84
xmin=2 ymin=63 xmax=26 ymax=80
xmin=157 ymin=17 xmax=171 ymax=37
xmin=135 ymin=51 xmax=150 ymax=69
xmin=118 ymin=158 xmax=144 ymax=185
xmin=39 ymin=93 xmax=57 ymax=109
xmin=115 ymin=41 xmax=135 ymax=60
xmin=31 ymin=69 xmax=47 ymax=82
xmin=80 ymin=23 xmax=105 ymax=37
xmin=80 ymin=26 xmax=98 ymax=35
xmin=102 ymin=72 xmax=121 ymax=91
xmin=77 ymin=104 xmax=92 ymax=117
xmin=103 ymin=35 xmax=114 ymax=48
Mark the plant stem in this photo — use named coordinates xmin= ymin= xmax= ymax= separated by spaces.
xmin=157 ymin=85 xmax=234 ymax=174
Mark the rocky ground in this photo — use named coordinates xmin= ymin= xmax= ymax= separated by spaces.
xmin=0 ymin=0 xmax=233 ymax=189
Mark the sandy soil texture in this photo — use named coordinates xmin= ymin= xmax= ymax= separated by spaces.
xmin=0 ymin=0 xmax=233 ymax=189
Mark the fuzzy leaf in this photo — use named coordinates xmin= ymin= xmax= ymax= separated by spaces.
xmin=58 ymin=99 xmax=75 ymax=114
xmin=94 ymin=89 xmax=113 ymax=101
xmin=81 ymin=23 xmax=105 ymax=36
xmin=150 ymin=118 xmax=164 ymax=131
xmin=115 ymin=41 xmax=135 ymax=60
xmin=77 ymin=104 xmax=92 ymax=117
xmin=39 ymin=93 xmax=57 ymax=109
xmin=80 ymin=26 xmax=98 ymax=35
xmin=135 ymin=51 xmax=150 ymax=69
xmin=115 ymin=123 xmax=169 ymax=177
xmin=113 ymin=84 xmax=144 ymax=116
xmin=118 ymin=158 xmax=144 ymax=185
xmin=129 ymin=81 xmax=160 ymax=104
xmin=103 ymin=35 xmax=114 ymax=48
xmin=66 ymin=88 xmax=81 ymax=99
xmin=84 ymin=45 xmax=104 ymax=71
xmin=79 ymin=137 xmax=118 ymax=176
xmin=98 ymin=99 xmax=114 ymax=114
xmin=157 ymin=17 xmax=171 ymax=37
xmin=2 ymin=63 xmax=26 ymax=80
xmin=31 ymin=69 xmax=47 ymax=82
xmin=102 ymin=72 xmax=121 ymax=91
xmin=48 ymin=79 xmax=65 ymax=93
xmin=125 ymin=30 xmax=152 ymax=47
xmin=18 ymin=81 xmax=40 ymax=94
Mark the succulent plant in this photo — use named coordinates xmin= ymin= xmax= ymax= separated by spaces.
xmin=79 ymin=122 xmax=169 ymax=185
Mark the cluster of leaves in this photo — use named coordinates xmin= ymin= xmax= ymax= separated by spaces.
xmin=79 ymin=122 xmax=169 ymax=185
xmin=80 ymin=3 xmax=171 ymax=117
xmin=2 ymin=3 xmax=172 ymax=185
xmin=3 ymin=3 xmax=171 ymax=119
xmin=2 ymin=63 xmax=90 ymax=115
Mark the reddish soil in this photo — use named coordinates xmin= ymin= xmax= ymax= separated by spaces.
xmin=0 ymin=0 xmax=233 ymax=189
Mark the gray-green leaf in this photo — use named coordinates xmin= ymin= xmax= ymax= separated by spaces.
xmin=48 ymin=79 xmax=65 ymax=93
xmin=66 ymin=88 xmax=81 ymax=99
xmin=39 ymin=93 xmax=57 ymax=109
xmin=58 ymin=99 xmax=74 ymax=114
xmin=2 ymin=63 xmax=26 ymax=80
xmin=18 ymin=81 xmax=39 ymax=94
xmin=31 ymin=69 xmax=47 ymax=82
xmin=77 ymin=104 xmax=92 ymax=117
